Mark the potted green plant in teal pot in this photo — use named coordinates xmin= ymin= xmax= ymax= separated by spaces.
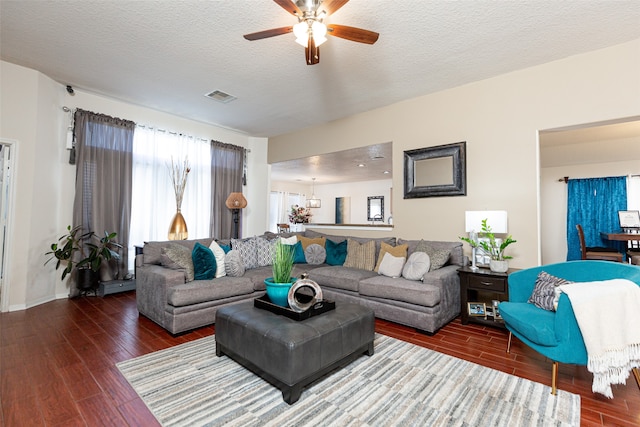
xmin=264 ymin=239 xmax=296 ymax=306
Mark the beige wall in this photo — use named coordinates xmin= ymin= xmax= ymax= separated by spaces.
xmin=269 ymin=39 xmax=640 ymax=269
xmin=0 ymin=61 xmax=263 ymax=311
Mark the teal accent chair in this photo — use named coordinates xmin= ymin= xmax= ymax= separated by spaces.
xmin=498 ymin=260 xmax=640 ymax=394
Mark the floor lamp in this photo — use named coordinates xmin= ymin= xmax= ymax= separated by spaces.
xmin=225 ymin=192 xmax=247 ymax=239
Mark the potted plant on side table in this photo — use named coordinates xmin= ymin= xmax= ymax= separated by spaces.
xmin=45 ymin=225 xmax=122 ymax=295
xmin=460 ymin=218 xmax=516 ymax=273
xmin=264 ymin=239 xmax=296 ymax=307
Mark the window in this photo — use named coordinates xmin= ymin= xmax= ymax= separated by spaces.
xmin=128 ymin=126 xmax=211 ymax=268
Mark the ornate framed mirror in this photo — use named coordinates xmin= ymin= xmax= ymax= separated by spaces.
xmin=403 ymin=141 xmax=467 ymax=198
xmin=367 ymin=196 xmax=384 ymax=221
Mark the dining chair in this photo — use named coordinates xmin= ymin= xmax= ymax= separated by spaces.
xmin=576 ymin=224 xmax=623 ymax=262
xmin=627 ymin=234 xmax=640 ymax=265
xmin=277 ymin=223 xmax=290 ymax=233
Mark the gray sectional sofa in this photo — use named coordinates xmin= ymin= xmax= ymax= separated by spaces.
xmin=135 ymin=231 xmax=464 ymax=335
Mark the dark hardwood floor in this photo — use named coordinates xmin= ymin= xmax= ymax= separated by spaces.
xmin=1 ymin=291 xmax=638 ymax=426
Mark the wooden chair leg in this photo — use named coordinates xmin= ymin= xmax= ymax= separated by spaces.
xmin=633 ymin=367 xmax=640 ymax=390
xmin=551 ymin=361 xmax=559 ymax=395
xmin=506 ymin=331 xmax=512 ymax=353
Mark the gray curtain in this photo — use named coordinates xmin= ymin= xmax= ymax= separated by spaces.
xmin=210 ymin=141 xmax=245 ymax=239
xmin=72 ymin=109 xmax=135 ymax=296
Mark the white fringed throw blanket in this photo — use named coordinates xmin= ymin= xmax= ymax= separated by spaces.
xmin=559 ymin=279 xmax=640 ymax=398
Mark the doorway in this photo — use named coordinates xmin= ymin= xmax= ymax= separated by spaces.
xmin=0 ymin=139 xmax=17 ymax=312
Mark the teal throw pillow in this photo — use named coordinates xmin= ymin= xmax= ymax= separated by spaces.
xmin=325 ymin=239 xmax=347 ymax=265
xmin=192 ymin=242 xmax=217 ymax=280
xmin=292 ymin=241 xmax=307 ymax=264
xmin=219 ymin=243 xmax=232 ymax=253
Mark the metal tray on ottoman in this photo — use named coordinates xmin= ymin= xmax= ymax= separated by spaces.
xmin=253 ymin=294 xmax=335 ymax=321
xmin=215 ymin=301 xmax=375 ymax=404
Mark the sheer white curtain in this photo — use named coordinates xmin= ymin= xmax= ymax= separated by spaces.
xmin=268 ymin=191 xmax=306 ymax=233
xmin=129 ymin=126 xmax=211 ymax=268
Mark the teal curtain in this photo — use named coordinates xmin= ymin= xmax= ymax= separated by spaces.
xmin=566 ymin=176 xmax=627 ymax=260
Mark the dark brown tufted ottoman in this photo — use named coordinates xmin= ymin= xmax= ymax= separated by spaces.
xmin=215 ymin=301 xmax=375 ymax=404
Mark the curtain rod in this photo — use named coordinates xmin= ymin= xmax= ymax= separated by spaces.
xmin=558 ymin=174 xmax=640 ymax=183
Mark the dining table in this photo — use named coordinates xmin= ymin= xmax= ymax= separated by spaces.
xmin=600 ymin=231 xmax=640 ymax=242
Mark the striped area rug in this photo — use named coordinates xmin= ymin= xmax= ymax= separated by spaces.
xmin=116 ymin=334 xmax=580 ymax=427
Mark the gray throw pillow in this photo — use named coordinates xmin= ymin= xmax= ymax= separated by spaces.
xmin=415 ymin=241 xmax=450 ymax=271
xmin=305 ymin=243 xmax=326 ymax=265
xmin=528 ymin=271 xmax=573 ymax=311
xmin=224 ymin=250 xmax=245 ymax=277
xmin=402 ymin=251 xmax=431 ymax=281
xmin=161 ymin=243 xmax=195 ymax=282
xmin=231 ymin=237 xmax=258 ymax=270
xmin=255 ymin=236 xmax=277 ymax=267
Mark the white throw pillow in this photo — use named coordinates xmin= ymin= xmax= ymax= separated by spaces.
xmin=208 ymin=240 xmax=227 ymax=278
xmin=280 ymin=235 xmax=298 ymax=245
xmin=378 ymin=253 xmax=406 ymax=278
xmin=402 ymin=251 xmax=431 ymax=281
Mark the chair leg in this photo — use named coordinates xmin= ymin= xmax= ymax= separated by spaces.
xmin=633 ymin=367 xmax=640 ymax=390
xmin=551 ymin=361 xmax=559 ymax=395
xmin=506 ymin=331 xmax=512 ymax=353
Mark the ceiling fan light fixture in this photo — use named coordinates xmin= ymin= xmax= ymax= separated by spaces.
xmin=311 ymin=21 xmax=327 ymax=46
xmin=293 ymin=21 xmax=308 ymax=45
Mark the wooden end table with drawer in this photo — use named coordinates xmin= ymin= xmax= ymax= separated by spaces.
xmin=458 ymin=266 xmax=519 ymax=328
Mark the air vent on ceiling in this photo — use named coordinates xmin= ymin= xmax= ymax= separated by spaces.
xmin=204 ymin=90 xmax=237 ymax=104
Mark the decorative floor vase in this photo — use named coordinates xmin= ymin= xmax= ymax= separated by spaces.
xmin=168 ymin=210 xmax=188 ymax=240
xmin=490 ymin=259 xmax=509 ymax=273
xmin=264 ymin=278 xmax=294 ymax=307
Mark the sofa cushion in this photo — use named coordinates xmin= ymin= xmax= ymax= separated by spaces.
xmin=280 ymin=235 xmax=298 ymax=245
xmin=378 ymin=253 xmax=406 ymax=278
xmin=343 ymin=239 xmax=376 ymax=271
xmin=528 ymin=271 xmax=573 ymax=311
xmin=307 ymin=266 xmax=377 ymax=292
xmin=325 ymin=239 xmax=347 ymax=265
xmin=144 ymin=238 xmax=214 ymax=265
xmin=298 ymin=235 xmax=326 ymax=251
xmin=305 ymin=243 xmax=326 ymax=265
xmin=292 ymin=241 xmax=306 ymax=264
xmin=209 ymin=240 xmax=227 ymax=278
xmin=498 ymin=302 xmax=558 ymax=347
xmin=192 ymin=242 xmax=216 ymax=280
xmin=359 ymin=276 xmax=441 ymax=307
xmin=241 ymin=266 xmax=273 ymax=291
xmin=225 ymin=250 xmax=245 ymax=277
xmin=398 ymin=239 xmax=464 ymax=267
xmin=232 ymin=237 xmax=258 ymax=269
xmin=256 ymin=236 xmax=277 ymax=267
xmin=414 ymin=240 xmax=450 ymax=271
xmin=402 ymin=251 xmax=431 ymax=281
xmin=161 ymin=243 xmax=195 ymax=282
xmin=167 ymin=276 xmax=254 ymax=307
xmin=374 ymin=242 xmax=408 ymax=272
xmin=304 ymin=230 xmax=395 ymax=260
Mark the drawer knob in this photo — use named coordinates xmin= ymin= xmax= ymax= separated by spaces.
xmin=480 ymin=281 xmax=493 ymax=286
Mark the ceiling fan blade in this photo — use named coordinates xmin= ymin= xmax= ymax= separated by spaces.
xmin=321 ymin=0 xmax=350 ymax=15
xmin=305 ymin=37 xmax=320 ymax=65
xmin=243 ymin=26 xmax=293 ymax=41
xmin=273 ymin=0 xmax=302 ymax=16
xmin=327 ymin=24 xmax=379 ymax=44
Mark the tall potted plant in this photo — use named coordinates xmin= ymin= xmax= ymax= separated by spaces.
xmin=46 ymin=226 xmax=122 ymax=293
xmin=264 ymin=239 xmax=296 ymax=307
xmin=460 ymin=218 xmax=516 ymax=273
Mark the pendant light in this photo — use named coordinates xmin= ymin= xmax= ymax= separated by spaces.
xmin=306 ymin=178 xmax=321 ymax=208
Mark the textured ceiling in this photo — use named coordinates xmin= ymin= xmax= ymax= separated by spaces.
xmin=2 ymin=0 xmax=639 ymax=140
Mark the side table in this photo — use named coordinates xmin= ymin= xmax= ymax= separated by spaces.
xmin=458 ymin=266 xmax=518 ymax=328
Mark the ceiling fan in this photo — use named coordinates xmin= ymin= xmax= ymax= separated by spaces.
xmin=243 ymin=0 xmax=379 ymax=65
